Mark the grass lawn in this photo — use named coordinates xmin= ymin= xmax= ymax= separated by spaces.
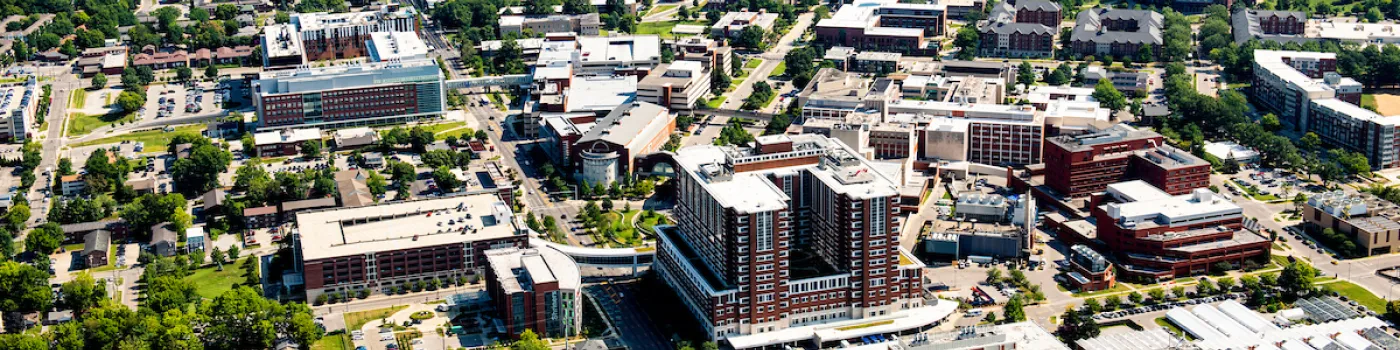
xmin=705 ymin=96 xmax=726 ymax=109
xmin=70 ymin=88 xmax=88 ymax=109
xmin=415 ymin=121 xmax=468 ymax=136
xmin=185 ymin=259 xmax=252 ymax=299
xmin=1072 ymin=283 xmax=1131 ymax=297
xmin=646 ymin=4 xmax=678 ymax=16
xmin=744 ymin=59 xmax=762 ymax=69
xmin=770 ymin=61 xmax=787 ymax=77
xmin=635 ymin=20 xmax=709 ymax=39
xmin=638 ymin=212 xmax=672 ymax=235
xmin=345 ymin=305 xmax=409 ymax=331
xmin=1364 ymin=94 xmax=1379 ymax=110
xmin=1323 ymin=280 xmax=1386 ymax=312
xmin=67 ymin=111 xmax=136 ymax=136
xmin=311 ymin=332 xmax=352 ymax=350
xmin=71 ymin=125 xmax=205 ymax=150
xmin=488 ymin=92 xmax=506 ymax=111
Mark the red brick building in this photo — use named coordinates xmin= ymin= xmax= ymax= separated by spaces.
xmin=485 ymin=247 xmax=582 ymax=339
xmin=295 ymin=192 xmax=528 ymax=300
xmin=1091 ymin=181 xmax=1271 ymax=280
xmin=1066 ymin=244 xmax=1115 ymax=291
xmin=1043 ymin=126 xmax=1209 ymax=198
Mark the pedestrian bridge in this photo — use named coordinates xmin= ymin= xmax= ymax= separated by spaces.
xmin=444 ymin=74 xmax=532 ymax=89
xmin=529 ymin=238 xmax=654 ymax=277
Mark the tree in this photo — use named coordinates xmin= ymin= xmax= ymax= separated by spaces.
xmin=1136 ymin=45 xmax=1155 ymax=63
xmin=1261 ymin=113 xmax=1283 ymax=132
xmin=24 ymin=223 xmax=62 ymax=255
xmin=1148 ymin=289 xmax=1166 ymax=303
xmin=1093 ymin=78 xmax=1127 ymax=111
xmin=301 ymin=140 xmax=323 ymax=159
xmin=953 ymin=26 xmax=980 ymax=60
xmin=210 ymin=247 xmax=226 ymax=265
xmin=228 ymin=245 xmax=240 ymax=260
xmin=204 ymin=64 xmax=219 ymax=80
xmin=733 ymin=26 xmax=767 ymax=49
xmin=175 ymin=66 xmax=193 ymax=82
xmin=1279 ymin=261 xmax=1317 ymax=297
xmin=117 ymin=90 xmax=145 ymax=112
xmin=58 ymin=157 xmax=73 ymax=176
xmin=710 ymin=68 xmax=732 ymax=94
xmin=1299 ymin=132 xmax=1322 ymax=151
xmin=1016 ymin=62 xmax=1035 ymax=87
xmin=200 ymin=287 xmax=321 ymax=350
xmin=1104 ymin=295 xmax=1121 ymax=310
xmin=1082 ymin=298 xmax=1101 ymax=313
xmin=91 ymin=74 xmax=107 ymax=90
xmin=189 ymin=7 xmax=210 ymax=21
xmin=432 ymin=166 xmax=462 ymax=193
xmin=367 ymin=171 xmax=388 ymax=200
xmin=985 ymin=268 xmax=1002 ymax=284
xmin=983 ymin=311 xmax=998 ymax=324
xmin=514 ymin=329 xmax=550 ymax=350
xmin=0 ymin=261 xmax=53 ymax=312
xmin=1004 ymin=295 xmax=1026 ymax=322
xmin=1058 ymin=308 xmax=1101 ymax=342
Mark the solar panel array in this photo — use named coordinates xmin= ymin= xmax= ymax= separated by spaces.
xmin=1363 ymin=327 xmax=1400 ymax=350
xmin=1297 ymin=297 xmax=1360 ymax=322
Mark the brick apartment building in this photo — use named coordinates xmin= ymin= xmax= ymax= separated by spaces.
xmin=290 ymin=7 xmax=419 ymax=61
xmin=296 ymin=192 xmax=528 ymax=300
xmin=977 ymin=0 xmax=1060 ymax=57
xmin=656 ymin=134 xmax=936 ymax=348
xmin=253 ymin=58 xmax=445 ymax=130
xmin=1092 ymin=181 xmax=1271 ymax=280
xmin=1042 ymin=125 xmax=1210 ymax=198
xmin=1067 ymin=9 xmax=1163 ymax=60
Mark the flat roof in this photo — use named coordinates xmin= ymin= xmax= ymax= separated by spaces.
xmin=254 ymin=128 xmax=321 ymax=146
xmin=485 ymin=246 xmax=581 ymax=294
xmin=1103 ymin=181 xmax=1242 ymax=228
xmin=368 ymin=31 xmax=429 ymax=62
xmin=296 ymin=192 xmax=521 ymax=261
xmin=565 ymin=75 xmax=637 ymax=112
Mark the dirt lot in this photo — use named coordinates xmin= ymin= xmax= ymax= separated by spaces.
xmin=1367 ymin=90 xmax=1400 ymax=115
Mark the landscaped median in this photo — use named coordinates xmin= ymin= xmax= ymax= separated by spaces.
xmin=71 ymin=125 xmax=205 ymax=151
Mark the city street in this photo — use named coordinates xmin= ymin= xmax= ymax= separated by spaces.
xmin=720 ymin=13 xmax=813 ymax=110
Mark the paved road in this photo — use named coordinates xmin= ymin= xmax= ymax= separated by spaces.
xmin=720 ymin=12 xmax=813 ymax=111
xmin=27 ymin=68 xmax=80 ymax=229
xmin=588 ymin=283 xmax=671 ymax=350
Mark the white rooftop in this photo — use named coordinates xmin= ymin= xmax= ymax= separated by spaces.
xmin=565 ymin=75 xmax=637 ymax=112
xmin=578 ymin=35 xmax=661 ymax=64
xmin=725 ymin=299 xmax=959 ymax=349
xmin=254 ymin=128 xmax=322 ymax=146
xmin=1203 ymin=141 xmax=1260 ymax=162
xmin=1254 ymin=50 xmax=1340 ymax=94
xmin=1103 ymin=180 xmax=1242 ymax=228
xmin=1312 ymin=97 xmax=1400 ymax=125
xmin=296 ymin=193 xmax=521 ymax=261
xmin=367 ymin=31 xmax=429 ymax=62
xmin=484 ymin=246 xmax=581 ymax=294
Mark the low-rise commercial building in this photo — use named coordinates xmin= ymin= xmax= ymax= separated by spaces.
xmin=1093 ymin=181 xmax=1271 ymax=280
xmin=296 ymin=192 xmax=529 ymax=299
xmin=253 ymin=128 xmax=322 ymax=157
xmin=815 ymin=0 xmax=945 ymax=56
xmin=253 ymin=58 xmax=445 ymax=131
xmin=710 ymin=11 xmax=779 ymax=38
xmin=675 ymin=36 xmax=734 ymax=75
xmin=484 ymin=247 xmax=582 ymax=339
xmin=1304 ymin=191 xmax=1400 ymax=256
xmin=1067 ymin=9 xmax=1163 ymax=60
xmin=638 ymin=61 xmax=710 ymax=111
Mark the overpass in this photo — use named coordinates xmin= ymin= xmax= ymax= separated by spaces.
xmin=529 ymin=238 xmax=654 ymax=277
xmin=444 ymin=74 xmax=532 ymax=89
xmin=690 ymin=108 xmax=780 ymax=122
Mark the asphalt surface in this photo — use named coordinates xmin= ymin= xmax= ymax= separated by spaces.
xmin=587 ymin=283 xmax=671 ymax=350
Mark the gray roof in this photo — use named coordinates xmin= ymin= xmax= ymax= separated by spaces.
xmin=981 ymin=22 xmax=1056 ymax=35
xmin=1016 ymin=0 xmax=1061 ymax=12
xmin=280 ymin=197 xmax=338 ymax=212
xmin=203 ymin=189 xmax=226 ymax=210
xmin=1071 ymin=8 xmax=1163 ymax=45
xmin=151 ymin=223 xmax=177 ymax=244
xmin=84 ymin=230 xmax=111 ymax=254
xmin=576 ymin=102 xmax=670 ymax=146
xmin=61 ymin=219 xmax=123 ymax=234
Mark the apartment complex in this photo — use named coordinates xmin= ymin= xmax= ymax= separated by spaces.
xmin=261 ymin=6 xmax=419 ymax=65
xmin=484 ymin=247 xmax=583 ymax=339
xmin=1304 ymin=191 xmax=1400 ymax=256
xmin=814 ymin=0 xmax=946 ymax=56
xmin=976 ymin=0 xmax=1060 ymax=57
xmin=295 ymin=192 xmax=528 ymax=299
xmin=1231 ymin=10 xmax=1310 ymax=44
xmin=252 ymin=58 xmax=445 ymax=130
xmin=1092 ymin=181 xmax=1271 ymax=280
xmin=0 ymin=76 xmax=38 ymax=142
xmin=538 ymin=102 xmax=675 ymax=185
xmin=499 ymin=13 xmax=602 ymax=36
xmin=638 ymin=61 xmax=711 ymax=111
xmin=656 ymin=134 xmax=936 ymax=347
xmin=1067 ymin=9 xmax=1163 ymax=59
xmin=1042 ymin=125 xmax=1210 ymax=198
xmin=1253 ymin=50 xmax=1400 ymax=169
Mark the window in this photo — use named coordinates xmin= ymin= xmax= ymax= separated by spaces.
xmin=756 ymin=212 xmax=774 ymax=251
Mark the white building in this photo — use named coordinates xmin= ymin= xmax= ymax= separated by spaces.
xmin=638 ymin=61 xmax=710 ymax=111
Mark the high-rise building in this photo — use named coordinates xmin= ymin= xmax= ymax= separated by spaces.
xmin=655 ymin=134 xmax=938 ymax=347
xmin=253 ymin=58 xmax=445 ymax=130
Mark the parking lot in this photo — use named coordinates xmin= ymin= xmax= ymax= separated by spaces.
xmin=141 ymin=83 xmax=223 ymax=121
